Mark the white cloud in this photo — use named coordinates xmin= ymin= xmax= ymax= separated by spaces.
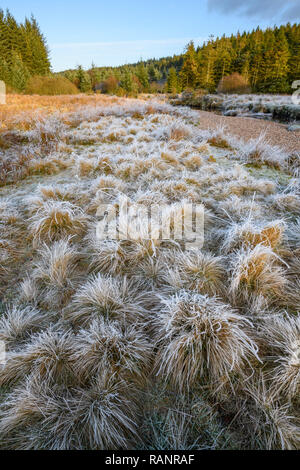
xmin=207 ymin=0 xmax=300 ymax=21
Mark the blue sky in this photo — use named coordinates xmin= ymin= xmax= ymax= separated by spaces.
xmin=3 ymin=0 xmax=300 ymax=71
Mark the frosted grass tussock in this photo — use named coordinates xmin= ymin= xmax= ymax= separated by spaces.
xmin=27 ymin=115 xmax=66 ymax=148
xmin=88 ymin=236 xmax=128 ymax=275
xmin=230 ymin=245 xmax=287 ymax=299
xmin=155 ymin=291 xmax=259 ymax=391
xmin=152 ymin=120 xmax=192 ymax=142
xmin=92 ymin=174 xmax=126 ymax=193
xmin=235 ymin=133 xmax=287 ymax=169
xmin=273 ymin=193 xmax=300 ymax=213
xmin=31 ymin=240 xmax=79 ymax=307
xmin=217 ymin=195 xmax=263 ymax=221
xmin=37 ymin=184 xmax=74 ymax=202
xmin=18 ymin=276 xmax=39 ymax=304
xmin=164 ymin=251 xmax=226 ymax=297
xmin=262 ymin=315 xmax=300 ymax=399
xmin=66 ymin=273 xmax=149 ymax=326
xmin=0 ymin=328 xmax=76 ymax=387
xmin=0 ymin=374 xmax=139 ymax=450
xmin=287 ymin=218 xmax=300 ymax=251
xmin=71 ymin=319 xmax=151 ymax=381
xmin=0 ymin=306 xmax=49 ymax=349
xmin=242 ymin=374 xmax=300 ymax=450
xmin=29 ymin=200 xmax=87 ymax=243
xmin=227 ymin=176 xmax=276 ymax=196
xmin=33 ymin=239 xmax=78 ymax=289
xmin=221 ymin=218 xmax=285 ymax=254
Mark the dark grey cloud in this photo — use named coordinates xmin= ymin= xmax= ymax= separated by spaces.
xmin=207 ymin=0 xmax=300 ymax=22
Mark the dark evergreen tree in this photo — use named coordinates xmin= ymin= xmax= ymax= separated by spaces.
xmin=167 ymin=67 xmax=179 ymax=93
xmin=180 ymin=41 xmax=199 ymax=89
xmin=0 ymin=10 xmax=51 ymax=90
xmin=9 ymin=51 xmax=30 ymax=91
xmin=76 ymin=66 xmax=92 ymax=92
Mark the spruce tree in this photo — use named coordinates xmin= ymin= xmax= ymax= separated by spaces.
xmin=198 ymin=37 xmax=216 ymax=91
xmin=120 ymin=69 xmax=134 ymax=95
xmin=0 ymin=57 xmax=9 ymax=84
xmin=167 ymin=67 xmax=178 ymax=93
xmin=180 ymin=41 xmax=200 ymax=89
xmin=77 ymin=66 xmax=92 ymax=92
xmin=9 ymin=51 xmax=30 ymax=91
xmin=136 ymin=63 xmax=149 ymax=91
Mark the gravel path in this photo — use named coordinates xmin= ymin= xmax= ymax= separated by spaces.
xmin=196 ymin=110 xmax=300 ymax=154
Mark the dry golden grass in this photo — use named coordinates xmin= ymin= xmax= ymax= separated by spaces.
xmin=0 ymin=93 xmax=299 ymax=450
xmin=155 ymin=291 xmax=259 ymax=391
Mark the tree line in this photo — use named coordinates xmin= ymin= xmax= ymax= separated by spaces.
xmin=0 ymin=11 xmax=298 ymax=96
xmin=60 ymin=23 xmax=300 ymax=95
xmin=0 ymin=9 xmax=51 ymax=91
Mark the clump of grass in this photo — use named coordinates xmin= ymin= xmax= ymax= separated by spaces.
xmin=155 ymin=291 xmax=259 ymax=391
xmin=230 ymin=245 xmax=287 ymax=301
xmin=32 ymin=239 xmax=79 ymax=307
xmin=184 ymin=154 xmax=203 ymax=170
xmin=88 ymin=237 xmax=128 ymax=275
xmin=237 ymin=135 xmax=287 ymax=169
xmin=18 ymin=277 xmax=39 ymax=304
xmin=222 ymin=218 xmax=285 ymax=254
xmin=241 ymin=374 xmax=300 ymax=450
xmin=66 ymin=273 xmax=148 ymax=327
xmin=227 ymin=178 xmax=276 ymax=196
xmin=217 ymin=195 xmax=263 ymax=221
xmin=71 ymin=319 xmax=151 ymax=382
xmin=29 ymin=200 xmax=87 ymax=243
xmin=33 ymin=239 xmax=78 ymax=288
xmin=273 ymin=193 xmax=300 ymax=213
xmin=38 ymin=185 xmax=72 ymax=202
xmin=0 ymin=306 xmax=49 ymax=349
xmin=0 ymin=374 xmax=139 ymax=450
xmin=0 ymin=328 xmax=76 ymax=387
xmin=93 ymin=175 xmax=126 ymax=193
xmin=76 ymin=158 xmax=95 ymax=177
xmin=261 ymin=315 xmax=300 ymax=399
xmin=161 ymin=152 xmax=180 ymax=166
xmin=142 ymin=390 xmax=233 ymax=450
xmin=208 ymin=136 xmax=232 ymax=149
xmin=169 ymin=125 xmax=191 ymax=141
xmin=165 ymin=251 xmax=226 ymax=297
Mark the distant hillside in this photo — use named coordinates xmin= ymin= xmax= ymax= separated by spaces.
xmin=59 ymin=23 xmax=300 ymax=95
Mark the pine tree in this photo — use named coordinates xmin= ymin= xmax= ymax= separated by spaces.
xmin=77 ymin=66 xmax=92 ymax=92
xmin=0 ymin=10 xmax=51 ymax=88
xmin=120 ymin=69 xmax=135 ymax=95
xmin=262 ymin=28 xmax=290 ymax=92
xmin=27 ymin=15 xmax=51 ymax=75
xmin=9 ymin=51 xmax=30 ymax=91
xmin=0 ymin=57 xmax=9 ymax=84
xmin=167 ymin=67 xmax=178 ymax=93
xmin=136 ymin=63 xmax=149 ymax=91
xmin=214 ymin=40 xmax=232 ymax=84
xmin=180 ymin=41 xmax=200 ymax=89
xmin=5 ymin=10 xmax=22 ymax=64
xmin=288 ymin=23 xmax=300 ymax=86
xmin=148 ymin=65 xmax=159 ymax=82
xmin=198 ymin=36 xmax=216 ymax=91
